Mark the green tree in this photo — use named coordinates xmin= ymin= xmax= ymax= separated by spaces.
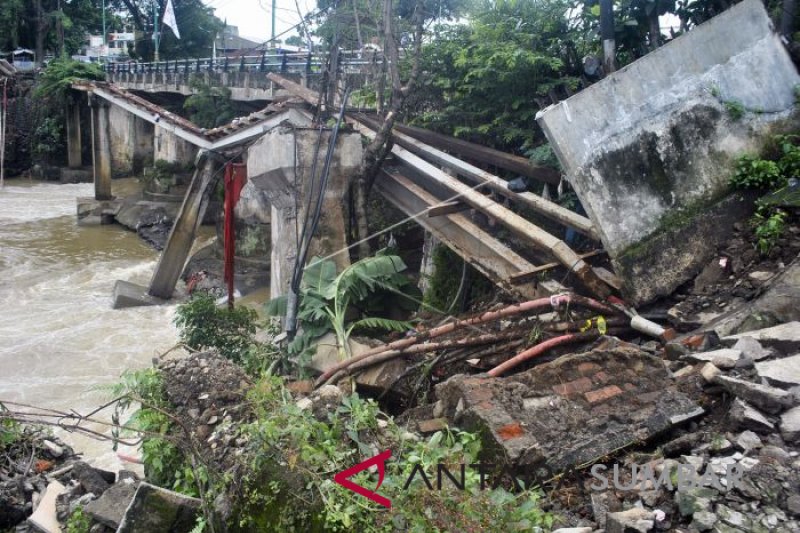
xmin=183 ymin=76 xmax=234 ymax=128
xmin=110 ymin=0 xmax=223 ymax=59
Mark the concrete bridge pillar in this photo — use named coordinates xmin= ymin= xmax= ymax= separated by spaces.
xmin=66 ymin=97 xmax=82 ymax=169
xmin=89 ymin=95 xmax=113 ymax=200
xmin=246 ymin=127 xmax=363 ymax=299
xmin=108 ymin=105 xmax=154 ymax=176
xmin=155 ymin=126 xmax=198 ymax=165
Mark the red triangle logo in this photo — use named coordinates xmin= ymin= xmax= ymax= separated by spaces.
xmin=333 ymin=449 xmax=392 ymax=508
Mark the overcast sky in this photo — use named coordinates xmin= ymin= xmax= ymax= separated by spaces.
xmin=204 ymin=0 xmax=317 ymax=42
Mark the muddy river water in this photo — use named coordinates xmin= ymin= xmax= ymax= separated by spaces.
xmin=0 ymin=179 xmax=179 ymax=468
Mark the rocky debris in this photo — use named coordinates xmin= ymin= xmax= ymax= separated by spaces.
xmin=735 ymin=430 xmax=762 ymax=452
xmin=27 ymin=480 xmax=65 ymax=533
xmin=435 ymin=340 xmax=701 ymax=471
xmin=732 ymin=336 xmax=773 ymax=361
xmin=606 ymin=507 xmax=654 ymax=533
xmin=714 ymin=375 xmax=796 ymax=414
xmin=71 ymin=461 xmax=113 ymax=497
xmin=158 ymin=351 xmax=253 ymax=470
xmin=755 ymin=353 xmax=800 ymax=387
xmin=729 ymin=399 xmax=775 ymax=433
xmin=115 ymin=198 xmax=180 ymax=250
xmin=722 ymin=321 xmax=800 ymax=353
xmin=686 ymin=348 xmax=741 ymax=369
xmin=84 ymin=477 xmax=139 ymax=529
xmin=0 ymin=429 xmax=74 ymax=530
xmin=780 ymin=406 xmax=800 ymax=443
xmin=116 ymin=482 xmax=201 ymax=533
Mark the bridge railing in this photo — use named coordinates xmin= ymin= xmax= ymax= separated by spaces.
xmin=103 ymin=50 xmax=387 ymax=76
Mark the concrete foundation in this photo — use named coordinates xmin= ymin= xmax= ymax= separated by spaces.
xmin=112 ymin=280 xmax=167 ymax=309
xmin=246 ymin=127 xmax=362 ymax=299
xmin=66 ymin=100 xmax=82 ymax=169
xmin=537 ymin=0 xmax=800 ymax=305
xmin=90 ymin=96 xmax=113 ymax=200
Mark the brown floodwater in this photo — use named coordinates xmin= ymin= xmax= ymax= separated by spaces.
xmin=0 ymin=178 xmax=180 ymax=469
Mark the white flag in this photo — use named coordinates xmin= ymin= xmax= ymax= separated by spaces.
xmin=163 ymin=0 xmax=180 ymax=39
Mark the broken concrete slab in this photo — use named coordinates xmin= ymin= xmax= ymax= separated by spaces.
xmin=731 ymin=336 xmax=773 ymax=362
xmin=755 ymin=353 xmax=800 ymax=388
xmin=606 ymin=507 xmax=655 ymax=533
xmin=780 ymin=406 xmax=800 ymax=444
xmin=723 ymin=322 xmax=800 ymax=353
xmin=686 ymin=349 xmax=741 ymax=369
xmin=309 ymin=333 xmax=408 ymax=395
xmin=713 ymin=375 xmax=796 ymax=414
xmin=729 ymin=399 xmax=775 ymax=434
xmin=435 ymin=342 xmax=701 ymax=472
xmin=83 ymin=479 xmax=138 ymax=529
xmin=116 ymin=482 xmax=200 ymax=533
xmin=112 ymin=280 xmax=168 ymax=309
xmin=537 ymin=0 xmax=800 ymax=305
xmin=27 ymin=480 xmax=65 ymax=533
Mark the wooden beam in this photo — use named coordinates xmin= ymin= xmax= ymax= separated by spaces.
xmin=352 ymin=119 xmax=612 ymax=299
xmin=427 ymin=201 xmax=470 ymax=217
xmin=392 ymin=121 xmax=562 ymax=185
xmin=376 ymin=169 xmax=544 ymax=300
xmin=267 ymin=73 xmax=319 ymax=106
xmin=508 ymin=250 xmax=607 ymax=285
xmin=353 ymin=114 xmax=598 ymax=240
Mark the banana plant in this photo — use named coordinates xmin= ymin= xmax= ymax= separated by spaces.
xmin=266 ymin=251 xmax=419 ymax=362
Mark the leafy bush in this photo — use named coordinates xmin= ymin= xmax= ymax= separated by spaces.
xmin=175 ymin=294 xmax=258 ymax=364
xmin=111 ymin=368 xmax=197 ymax=493
xmin=0 ymin=401 xmax=20 ymax=450
xmin=752 ymin=207 xmax=787 ymax=256
xmin=34 ymin=58 xmax=105 ymax=101
xmin=730 ymin=156 xmax=783 ymax=190
xmin=65 ymin=507 xmax=92 ymax=533
xmin=237 ymin=376 xmax=554 ymax=532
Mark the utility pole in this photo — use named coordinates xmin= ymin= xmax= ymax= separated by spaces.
xmin=272 ymin=0 xmax=276 ymax=44
xmin=102 ymin=0 xmax=107 ymax=57
xmin=600 ymin=0 xmax=616 ymax=74
xmin=153 ymin=2 xmax=160 ymax=62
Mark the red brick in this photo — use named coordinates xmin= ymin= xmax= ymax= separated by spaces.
xmin=552 ymin=377 xmax=593 ymax=396
xmin=593 ymin=371 xmax=611 ymax=383
xmin=497 ymin=422 xmax=525 ymax=441
xmin=584 ymin=385 xmax=624 ymax=404
xmin=578 ymin=362 xmax=602 ymax=375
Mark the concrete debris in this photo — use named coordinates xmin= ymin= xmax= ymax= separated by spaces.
xmin=686 ymin=348 xmax=741 ymax=369
xmin=116 ymin=482 xmax=201 ymax=533
xmin=732 ymin=336 xmax=773 ymax=361
xmin=83 ymin=479 xmax=138 ymax=530
xmin=435 ymin=342 xmax=701 ymax=471
xmin=755 ymin=353 xmax=800 ymax=388
xmin=26 ymin=481 xmax=65 ymax=533
xmin=780 ymin=406 xmax=800 ymax=444
xmin=734 ymin=431 xmax=762 ymax=452
xmin=71 ymin=462 xmax=111 ymax=497
xmin=700 ymin=362 xmax=721 ymax=383
xmin=605 ymin=507 xmax=655 ymax=533
xmin=723 ymin=322 xmax=800 ymax=353
xmin=713 ymin=375 xmax=796 ymax=414
xmin=729 ymin=399 xmax=775 ymax=434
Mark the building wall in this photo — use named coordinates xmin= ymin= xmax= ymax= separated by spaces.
xmin=537 ymin=0 xmax=800 ymax=304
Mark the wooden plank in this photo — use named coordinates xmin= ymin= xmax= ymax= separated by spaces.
xmin=351 ymin=119 xmax=612 ymax=299
xmin=392 ymin=120 xmax=562 ymax=185
xmin=267 ymin=73 xmax=319 ymax=105
xmin=427 ymin=201 xmax=470 ymax=217
xmin=508 ymin=250 xmax=607 ymax=284
xmin=353 ymin=114 xmax=598 ymax=240
xmin=594 ymin=266 xmax=622 ymax=291
xmin=376 ymin=169 xmax=543 ymax=300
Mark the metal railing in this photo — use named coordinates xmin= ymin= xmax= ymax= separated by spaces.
xmin=102 ymin=50 xmax=387 ymax=76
